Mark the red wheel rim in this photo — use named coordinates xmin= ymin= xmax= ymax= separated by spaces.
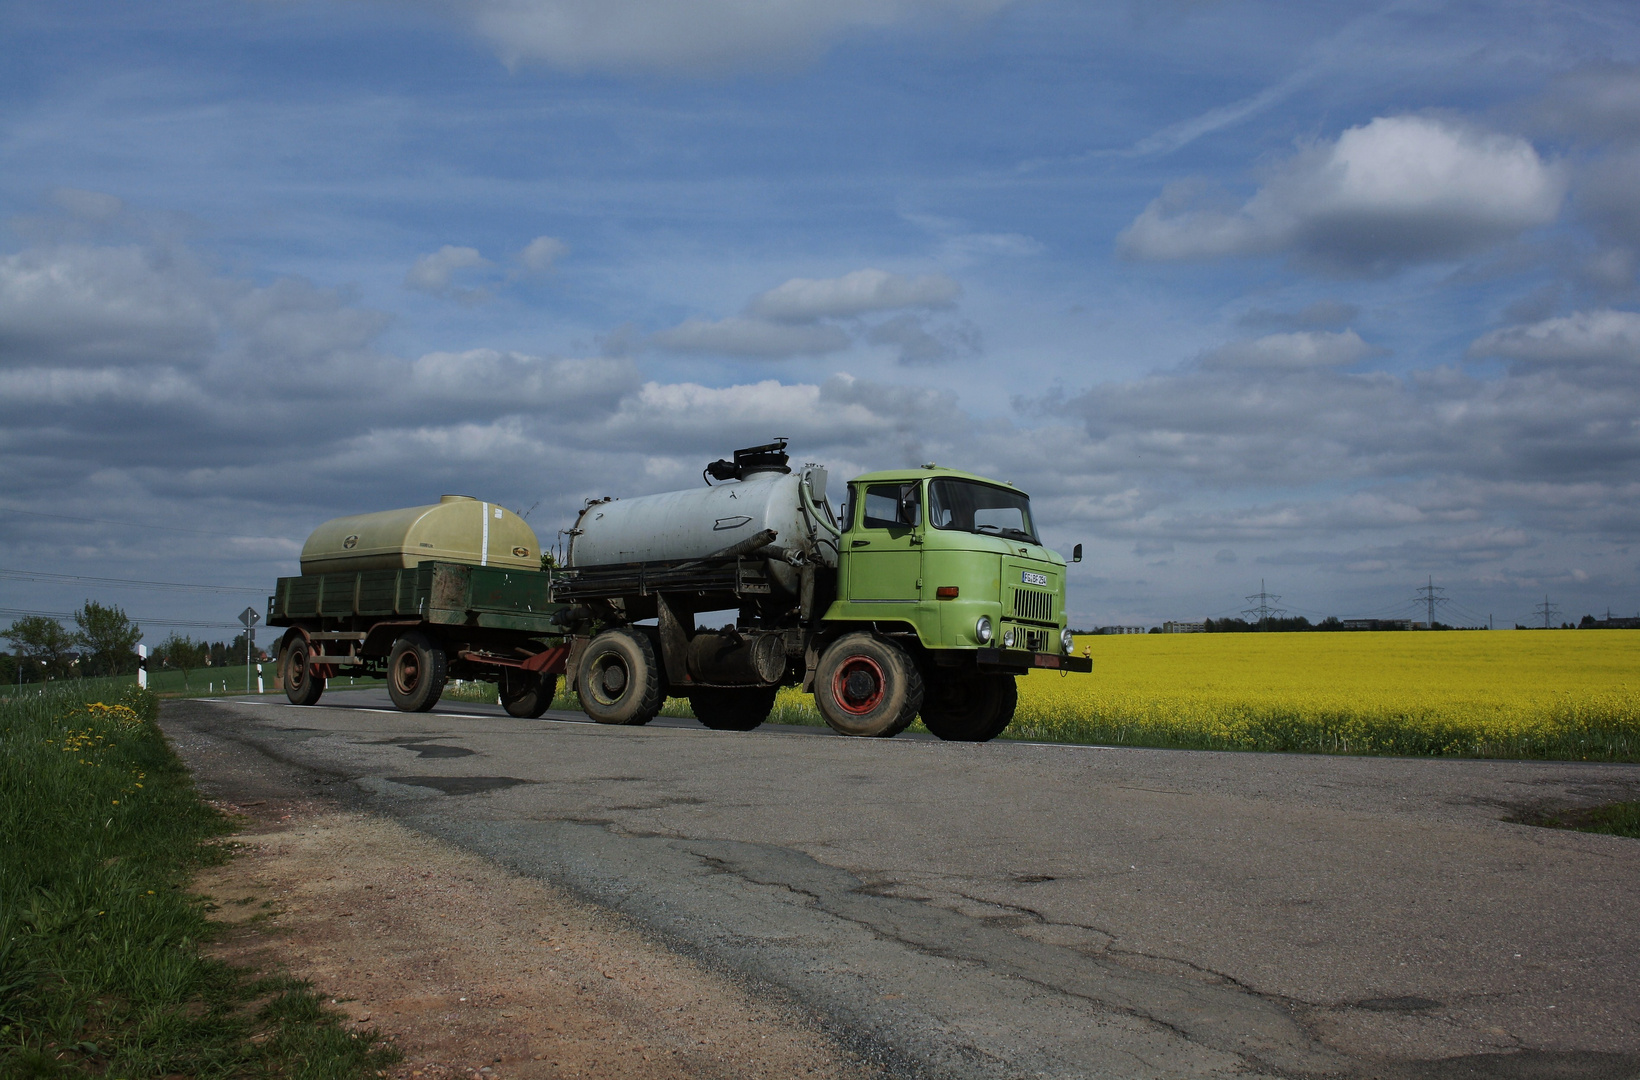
xmin=832 ymin=655 xmax=886 ymax=715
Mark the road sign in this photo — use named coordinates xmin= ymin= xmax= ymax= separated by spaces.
xmin=239 ymin=606 xmax=261 ymax=628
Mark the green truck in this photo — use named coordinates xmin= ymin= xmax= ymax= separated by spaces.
xmin=270 ymin=441 xmax=1089 ymax=741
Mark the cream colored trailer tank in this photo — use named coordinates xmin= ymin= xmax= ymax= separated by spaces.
xmin=299 ymin=495 xmax=541 ymax=576
xmin=567 ymin=468 xmax=836 ymax=568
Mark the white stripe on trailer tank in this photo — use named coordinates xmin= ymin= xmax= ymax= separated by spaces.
xmin=481 ymin=501 xmax=489 ymax=566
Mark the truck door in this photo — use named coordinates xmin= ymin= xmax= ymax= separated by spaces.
xmin=845 ymin=482 xmax=922 ymax=602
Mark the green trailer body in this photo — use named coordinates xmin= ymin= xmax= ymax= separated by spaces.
xmin=269 ymin=561 xmax=562 ymax=634
xmin=268 ymin=560 xmax=569 ymax=715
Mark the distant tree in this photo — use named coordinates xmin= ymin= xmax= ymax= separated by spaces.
xmin=72 ymin=601 xmax=143 ymax=677
xmin=0 ymin=651 xmax=17 ymax=686
xmin=155 ymin=633 xmax=208 ymax=689
xmin=3 ymin=615 xmax=77 ymax=680
xmin=1579 ymin=615 xmax=1596 ymax=628
xmin=1316 ymin=617 xmax=1345 ymax=631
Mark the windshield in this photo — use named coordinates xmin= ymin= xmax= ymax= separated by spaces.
xmin=928 ymin=479 xmax=1038 ymax=544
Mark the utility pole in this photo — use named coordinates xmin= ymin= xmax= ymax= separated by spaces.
xmin=1242 ymin=579 xmax=1287 ymax=630
xmin=1534 ymin=594 xmax=1559 ymax=629
xmin=1413 ymin=575 xmax=1448 ymax=629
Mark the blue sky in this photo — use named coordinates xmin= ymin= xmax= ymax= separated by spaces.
xmin=3 ymin=0 xmax=1638 ymax=637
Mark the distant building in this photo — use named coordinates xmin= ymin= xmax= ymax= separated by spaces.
xmin=1097 ymin=625 xmax=1147 ymax=635
xmin=1162 ymin=621 xmax=1205 ymax=633
xmin=1341 ymin=619 xmax=1412 ymax=631
xmin=1581 ymin=614 xmax=1640 ymax=629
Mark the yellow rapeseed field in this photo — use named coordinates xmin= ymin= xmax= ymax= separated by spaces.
xmin=1014 ymin=631 xmax=1640 ymax=759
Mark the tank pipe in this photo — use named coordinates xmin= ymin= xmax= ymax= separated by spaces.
xmin=799 ymin=472 xmax=842 ymax=540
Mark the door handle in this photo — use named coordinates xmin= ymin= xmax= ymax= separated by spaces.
xmin=851 ymin=540 xmax=870 ymax=547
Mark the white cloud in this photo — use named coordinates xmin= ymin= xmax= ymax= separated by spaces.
xmin=747 ymin=268 xmax=960 ymax=322
xmin=1469 ymin=309 xmax=1640 ymax=366
xmin=649 ymin=315 xmax=851 ymax=358
xmin=1119 ymin=115 xmax=1567 ymax=274
xmin=1200 ymin=330 xmax=1379 ymax=371
xmin=404 ymin=245 xmax=492 ymax=298
xmin=518 ymin=235 xmax=569 ymax=272
xmin=866 ymin=313 xmax=981 ymax=365
xmin=450 ymin=0 xmax=1015 ymax=75
xmin=0 ymin=244 xmax=219 ymax=366
xmin=651 ymin=267 xmax=967 ymax=361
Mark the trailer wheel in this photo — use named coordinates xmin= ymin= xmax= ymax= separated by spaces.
xmin=500 ymin=669 xmax=556 ymax=719
xmin=813 ymin=632 xmax=922 ymax=737
xmin=282 ymin=637 xmax=325 ymax=706
xmin=689 ymin=685 xmax=778 ymax=731
xmin=577 ymin=629 xmax=661 ymax=726
xmin=388 ymin=631 xmax=448 ymax=712
xmin=921 ymin=672 xmax=1017 ymax=742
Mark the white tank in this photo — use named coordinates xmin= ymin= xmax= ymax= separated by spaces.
xmin=567 ymin=467 xmax=837 ymax=568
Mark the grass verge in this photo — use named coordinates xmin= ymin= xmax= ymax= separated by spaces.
xmin=1512 ymin=801 xmax=1640 ymax=839
xmin=0 ymin=682 xmax=399 ymax=1079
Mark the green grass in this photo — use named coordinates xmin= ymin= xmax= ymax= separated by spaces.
xmin=2 ymin=670 xmax=387 ymax=701
xmin=0 ymin=681 xmax=398 ymax=1079
xmin=1522 ymin=801 xmax=1640 ymax=839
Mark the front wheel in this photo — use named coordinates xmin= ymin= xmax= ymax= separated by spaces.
xmin=282 ymin=636 xmax=324 ymax=706
xmin=577 ymin=629 xmax=662 ymax=726
xmin=387 ymin=631 xmax=448 ymax=712
xmin=921 ymin=672 xmax=1017 ymax=742
xmin=689 ymin=685 xmax=778 ymax=731
xmin=813 ymin=632 xmax=923 ymax=737
xmin=500 ymin=669 xmax=556 ymax=719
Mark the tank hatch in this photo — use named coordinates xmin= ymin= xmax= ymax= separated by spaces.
xmin=704 ymin=438 xmax=791 ymax=482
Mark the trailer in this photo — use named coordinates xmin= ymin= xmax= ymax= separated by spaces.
xmin=271 ymin=442 xmax=1091 ymax=741
xmin=269 ymin=497 xmax=569 ymax=715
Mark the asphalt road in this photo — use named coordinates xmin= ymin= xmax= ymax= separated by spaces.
xmin=163 ymin=690 xmax=1640 ymax=1080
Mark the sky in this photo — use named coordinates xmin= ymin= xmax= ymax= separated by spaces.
xmin=2 ymin=0 xmax=1639 ymax=639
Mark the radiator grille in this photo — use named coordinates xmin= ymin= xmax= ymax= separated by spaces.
xmin=1013 ymin=589 xmax=1053 ymax=623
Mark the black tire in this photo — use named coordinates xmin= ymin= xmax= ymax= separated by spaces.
xmin=813 ymin=632 xmax=923 ymax=737
xmin=282 ymin=636 xmax=325 ymax=707
xmin=689 ymin=685 xmax=778 ymax=731
xmin=921 ymin=672 xmax=1018 ymax=742
xmin=500 ymin=669 xmax=557 ymax=719
xmin=387 ymin=631 xmax=448 ymax=712
xmin=577 ymin=629 xmax=662 ymax=726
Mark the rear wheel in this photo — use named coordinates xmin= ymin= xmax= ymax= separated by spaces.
xmin=577 ymin=629 xmax=662 ymax=726
xmin=282 ymin=636 xmax=324 ymax=706
xmin=388 ymin=631 xmax=448 ymax=712
xmin=813 ymin=632 xmax=922 ymax=737
xmin=500 ymin=669 xmax=556 ymax=718
xmin=921 ymin=672 xmax=1017 ymax=742
xmin=689 ymin=685 xmax=778 ymax=731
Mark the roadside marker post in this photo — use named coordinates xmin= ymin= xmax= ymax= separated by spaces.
xmin=239 ymin=607 xmax=261 ymax=696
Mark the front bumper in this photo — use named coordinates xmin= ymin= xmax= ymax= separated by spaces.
xmin=977 ymin=648 xmax=1092 ymax=674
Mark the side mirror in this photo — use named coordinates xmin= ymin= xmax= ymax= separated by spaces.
xmin=1072 ymin=543 xmax=1083 ymax=564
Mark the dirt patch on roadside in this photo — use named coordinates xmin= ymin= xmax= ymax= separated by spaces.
xmin=194 ymin=802 xmax=872 ymax=1080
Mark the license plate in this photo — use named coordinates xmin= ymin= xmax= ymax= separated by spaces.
xmin=1021 ymin=571 xmax=1048 ymax=586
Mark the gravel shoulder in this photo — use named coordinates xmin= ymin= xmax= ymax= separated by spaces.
xmin=179 ymin=716 xmax=873 ymax=1080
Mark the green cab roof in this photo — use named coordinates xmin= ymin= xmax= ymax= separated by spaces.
xmin=847 ymin=464 xmax=1024 ymax=492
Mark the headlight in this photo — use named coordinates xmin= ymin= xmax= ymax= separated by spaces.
xmin=1003 ymin=627 xmax=1016 ymax=648
xmin=1061 ymin=628 xmax=1075 ymax=654
xmin=975 ymin=615 xmax=993 ymax=644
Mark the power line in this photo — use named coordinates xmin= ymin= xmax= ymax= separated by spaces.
xmin=1413 ymin=575 xmax=1451 ymax=627
xmin=0 ymin=504 xmax=292 ymax=541
xmin=1241 ymin=579 xmax=1287 ymax=630
xmin=0 ymin=606 xmax=246 ymax=630
xmin=0 ymin=568 xmax=266 ymax=594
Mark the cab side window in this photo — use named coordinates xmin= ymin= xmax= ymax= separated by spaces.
xmin=863 ymin=483 xmax=921 ymax=530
